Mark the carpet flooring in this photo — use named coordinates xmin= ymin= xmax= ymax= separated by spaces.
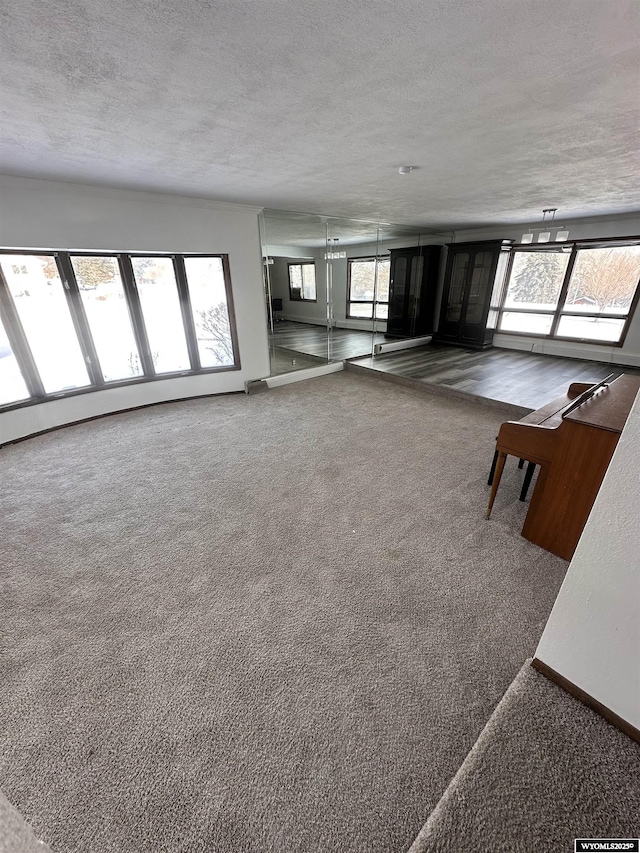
xmin=1 ymin=372 xmax=569 ymax=852
xmin=0 ymin=790 xmax=51 ymax=853
xmin=409 ymin=662 xmax=640 ymax=853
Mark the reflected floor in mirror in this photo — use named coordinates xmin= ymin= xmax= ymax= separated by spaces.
xmin=268 ymin=346 xmax=325 ymax=376
xmin=271 ymin=321 xmax=387 ymax=361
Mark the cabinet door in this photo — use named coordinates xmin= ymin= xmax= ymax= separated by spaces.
xmin=461 ymin=250 xmax=495 ymax=343
xmin=387 ymin=255 xmax=408 ymax=335
xmin=439 ymin=251 xmax=470 ymax=339
xmin=405 ymin=254 xmax=424 ymax=336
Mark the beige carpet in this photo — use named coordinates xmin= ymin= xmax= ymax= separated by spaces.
xmin=1 ymin=372 xmax=568 ymax=852
xmin=0 ymin=790 xmax=52 ymax=853
xmin=409 ymin=661 xmax=640 ymax=853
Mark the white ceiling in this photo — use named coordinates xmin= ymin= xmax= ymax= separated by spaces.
xmin=1 ymin=0 xmax=639 ymax=230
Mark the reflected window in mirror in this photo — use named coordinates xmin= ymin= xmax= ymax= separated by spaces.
xmin=288 ymin=263 xmax=317 ymax=302
xmin=347 ymin=257 xmax=390 ymax=320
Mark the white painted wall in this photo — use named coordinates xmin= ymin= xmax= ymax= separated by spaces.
xmin=535 ymin=388 xmax=640 ymax=730
xmin=0 ymin=175 xmax=270 ymax=443
xmin=455 ymin=212 xmax=640 ymax=366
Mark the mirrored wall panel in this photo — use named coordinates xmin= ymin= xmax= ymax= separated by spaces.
xmin=260 ymin=210 xmax=450 ymax=377
xmin=261 ymin=210 xmax=330 ymax=376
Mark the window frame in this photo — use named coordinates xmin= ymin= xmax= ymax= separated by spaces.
xmin=346 ymin=255 xmax=390 ymax=321
xmin=0 ymin=249 xmax=241 ymax=414
xmin=287 ymin=262 xmax=317 ymax=302
xmin=495 ymin=237 xmax=640 ymax=347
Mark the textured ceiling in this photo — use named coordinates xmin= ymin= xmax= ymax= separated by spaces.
xmin=1 ymin=0 xmax=639 ymax=229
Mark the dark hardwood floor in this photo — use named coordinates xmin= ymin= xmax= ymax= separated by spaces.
xmin=349 ymin=343 xmax=640 ymax=410
xmin=268 ymin=321 xmax=640 ymax=411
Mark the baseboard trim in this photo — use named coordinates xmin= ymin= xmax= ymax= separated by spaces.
xmin=531 ymin=658 xmax=640 ymax=745
xmin=373 ymin=335 xmax=433 ymax=355
xmin=264 ymin=361 xmax=343 ymax=388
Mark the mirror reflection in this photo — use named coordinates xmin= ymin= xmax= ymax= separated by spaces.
xmin=261 ymin=209 xmax=451 ymax=378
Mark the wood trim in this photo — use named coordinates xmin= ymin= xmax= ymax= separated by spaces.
xmin=531 ymin=658 xmax=640 ymax=745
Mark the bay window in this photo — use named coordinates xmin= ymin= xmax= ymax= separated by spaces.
xmin=0 ymin=251 xmax=239 ymax=413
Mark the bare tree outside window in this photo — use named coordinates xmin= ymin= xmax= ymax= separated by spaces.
xmin=197 ymin=304 xmax=234 ymax=365
xmin=566 ymin=247 xmax=640 ymax=313
xmin=183 ymin=256 xmax=236 ymax=368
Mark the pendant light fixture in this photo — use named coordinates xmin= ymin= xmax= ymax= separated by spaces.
xmin=537 ymin=208 xmax=554 ymax=243
xmin=325 ymin=238 xmax=346 ymax=260
xmin=521 ymin=209 xmax=570 ymax=244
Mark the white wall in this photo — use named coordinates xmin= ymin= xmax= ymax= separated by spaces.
xmin=0 ymin=175 xmax=270 ymax=443
xmin=535 ymin=388 xmax=640 ymax=730
xmin=456 ymin=212 xmax=640 ymax=366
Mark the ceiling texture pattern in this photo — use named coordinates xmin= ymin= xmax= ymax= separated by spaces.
xmin=1 ymin=0 xmax=639 ymax=229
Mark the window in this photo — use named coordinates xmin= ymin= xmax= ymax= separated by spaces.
xmin=0 ymin=313 xmax=30 ymax=406
xmin=288 ymin=263 xmax=316 ymax=301
xmin=184 ymin=256 xmax=236 ymax=368
xmin=0 ymin=254 xmax=91 ymax=393
xmin=131 ymin=257 xmax=191 ymax=374
xmin=347 ymin=257 xmax=390 ymax=320
xmin=497 ymin=241 xmax=640 ymax=345
xmin=72 ymin=255 xmax=143 ymax=382
xmin=557 ymin=246 xmax=640 ymax=342
xmin=0 ymin=251 xmax=239 ymax=412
